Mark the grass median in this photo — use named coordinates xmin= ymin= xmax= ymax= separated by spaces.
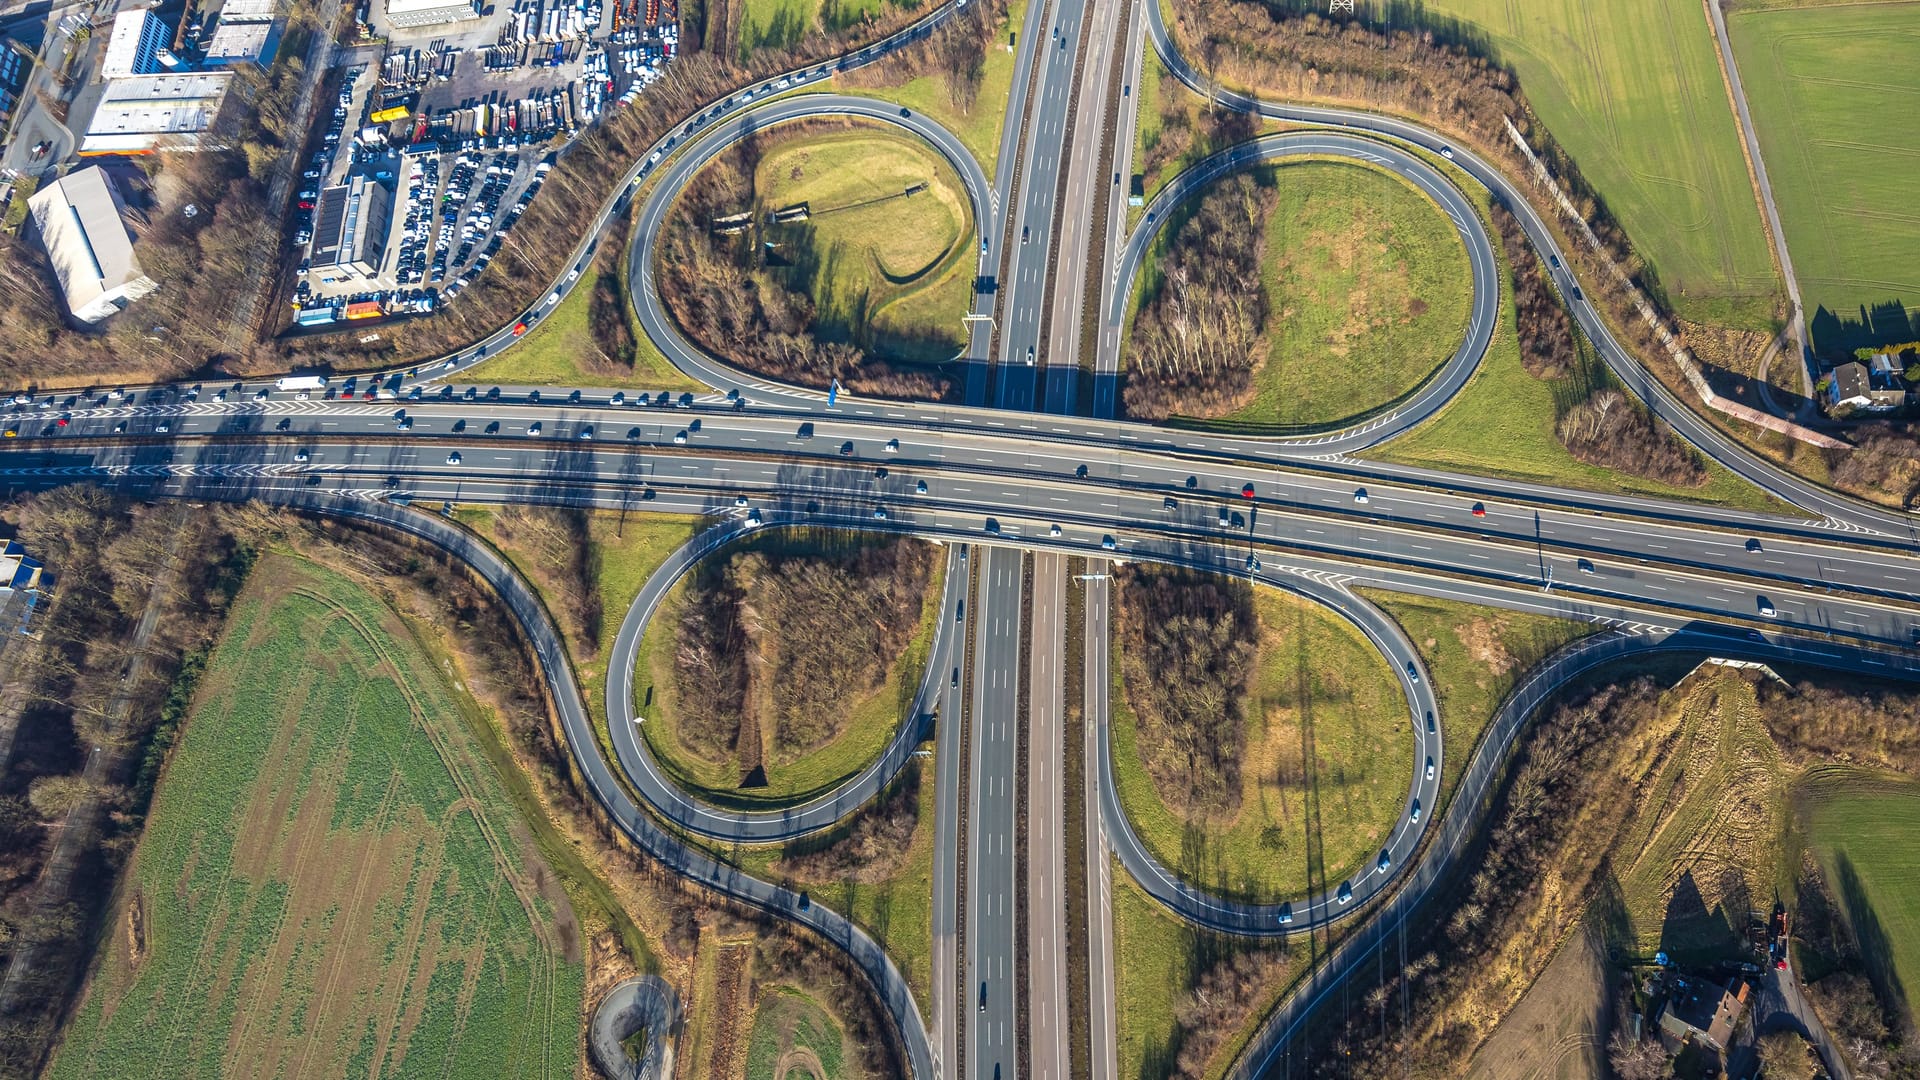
xmin=1358 ymin=590 xmax=1594 ymax=817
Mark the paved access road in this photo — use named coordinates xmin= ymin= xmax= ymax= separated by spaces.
xmin=590 ymin=976 xmax=678 ymax=1080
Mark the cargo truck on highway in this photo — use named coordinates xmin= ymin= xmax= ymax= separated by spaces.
xmin=275 ymin=374 xmax=329 ymax=392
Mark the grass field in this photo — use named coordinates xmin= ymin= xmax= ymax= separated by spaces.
xmin=47 ymin=556 xmax=583 ymax=1080
xmin=1410 ymin=0 xmax=1779 ymax=329
xmin=1797 ymin=768 xmax=1920 ymax=1030
xmin=1360 ymin=592 xmax=1594 ymax=815
xmin=633 ymin=532 xmax=945 ymax=808
xmin=1465 ymin=927 xmax=1610 ymax=1080
xmin=750 ymin=124 xmax=976 ymax=364
xmin=842 ymin=0 xmax=1026 ymax=176
xmin=467 ymin=259 xmax=705 ymax=392
xmin=1727 ymin=1 xmax=1920 ymax=352
xmin=1110 ymin=869 xmax=1303 ymax=1080
xmin=1364 ymin=180 xmax=1797 ymax=515
xmin=728 ymin=762 xmax=937 ymax=1015
xmin=1195 ymin=161 xmax=1472 ymax=429
xmin=744 ymin=985 xmax=863 ymax=1079
xmin=1110 ymin=585 xmax=1408 ymax=902
xmin=1127 ymin=49 xmax=1287 ymax=231
xmin=1608 ymin=670 xmax=1787 ymax=965
xmin=735 ymin=0 xmax=901 ymax=53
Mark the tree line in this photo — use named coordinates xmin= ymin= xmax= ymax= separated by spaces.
xmin=674 ymin=537 xmax=935 ymax=778
xmin=1494 ymin=199 xmax=1710 ymax=488
xmin=1113 ymin=565 xmax=1257 ymax=816
xmin=1124 ymin=173 xmax=1275 ymax=420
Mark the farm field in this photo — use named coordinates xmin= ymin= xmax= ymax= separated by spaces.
xmin=1727 ymin=1 xmax=1920 ymax=352
xmin=46 ymin=555 xmax=583 ymax=1080
xmin=1465 ymin=927 xmax=1609 ymax=1080
xmin=467 ymin=260 xmax=703 ymax=392
xmin=633 ymin=532 xmax=945 ymax=808
xmin=735 ymin=0 xmax=898 ymax=53
xmin=744 ymin=986 xmax=865 ymax=1080
xmin=1797 ymin=768 xmax=1920 ymax=1030
xmin=1607 ymin=671 xmax=1787 ymax=965
xmin=1157 ymin=161 xmax=1473 ymax=430
xmin=751 ymin=123 xmax=976 ymax=365
xmin=1109 ymin=583 xmax=1407 ymax=904
xmin=1411 ymin=0 xmax=1779 ymax=329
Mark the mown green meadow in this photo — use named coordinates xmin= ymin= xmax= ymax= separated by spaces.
xmin=1728 ymin=1 xmax=1920 ymax=351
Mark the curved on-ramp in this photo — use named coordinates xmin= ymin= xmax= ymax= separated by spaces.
xmin=616 ymin=87 xmax=1505 ymax=456
xmin=622 ymin=93 xmax=1000 ymax=404
xmin=603 ymin=519 xmax=964 ymax=843
xmin=286 ymin=493 xmax=940 ymax=1080
xmin=1098 ymin=131 xmax=1499 ymax=449
xmin=1220 ymin=623 xmax=1920 ymax=1079
xmin=1093 ymin=558 xmax=1442 ymax=934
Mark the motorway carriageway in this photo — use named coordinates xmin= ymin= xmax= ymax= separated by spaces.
xmin=33 ymin=421 xmax=1920 ymax=622
xmin=18 ymin=439 xmax=1920 ymax=654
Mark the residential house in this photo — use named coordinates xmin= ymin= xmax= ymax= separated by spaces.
xmin=1657 ymin=975 xmax=1749 ymax=1053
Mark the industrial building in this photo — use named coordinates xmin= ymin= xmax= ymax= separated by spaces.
xmin=0 ymin=38 xmax=29 ymax=129
xmin=26 ymin=166 xmax=159 ymax=324
xmin=202 ymin=18 xmax=281 ymax=67
xmin=100 ymin=9 xmax=179 ymax=79
xmin=80 ymin=72 xmax=235 ymax=155
xmin=216 ymin=0 xmax=280 ymax=22
xmin=310 ymin=175 xmax=393 ymax=282
xmin=383 ymin=0 xmax=478 ymax=28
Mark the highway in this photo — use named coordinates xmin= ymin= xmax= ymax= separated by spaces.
xmin=1026 ymin=553 xmax=1070 ymax=1080
xmin=1081 ymin=566 xmax=1120 ymax=1080
xmin=24 ymin=428 xmax=1920 ymax=632
xmin=993 ymin=0 xmax=1087 ymax=412
xmin=6 ymin=0 xmax=1920 ymax=1075
xmin=967 ymin=548 xmax=1024 ymax=1080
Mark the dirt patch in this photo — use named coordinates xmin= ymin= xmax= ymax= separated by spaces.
xmin=1467 ymin=927 xmax=1610 ymax=1080
xmin=124 ymin=891 xmax=147 ymax=968
xmin=1455 ymin=617 xmax=1520 ymax=678
xmin=777 ymin=1045 xmax=827 ymax=1080
xmin=707 ymin=943 xmax=753 ymax=1078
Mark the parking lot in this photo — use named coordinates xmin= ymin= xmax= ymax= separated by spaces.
xmin=286 ymin=0 xmax=677 ymax=326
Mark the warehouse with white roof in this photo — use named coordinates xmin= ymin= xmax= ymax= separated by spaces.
xmin=26 ymin=167 xmax=158 ymax=323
